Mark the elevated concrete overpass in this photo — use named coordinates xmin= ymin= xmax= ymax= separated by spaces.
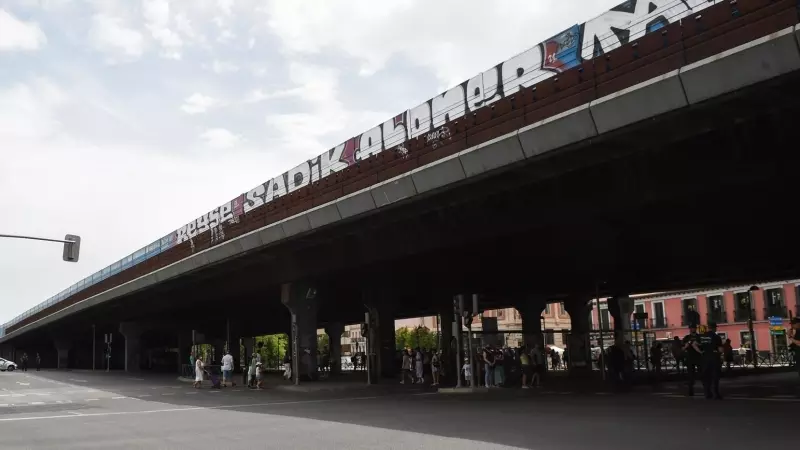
xmin=3 ymin=0 xmax=800 ymax=378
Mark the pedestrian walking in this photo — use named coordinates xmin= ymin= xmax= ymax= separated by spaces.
xmin=700 ymin=322 xmax=723 ymax=400
xmin=193 ymin=356 xmax=204 ymax=388
xmin=221 ymin=350 xmax=235 ymax=387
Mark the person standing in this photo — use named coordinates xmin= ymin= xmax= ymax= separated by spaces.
xmin=699 ymin=322 xmax=723 ymax=400
xmin=21 ymin=353 xmax=28 ymax=372
xmin=482 ymin=346 xmax=495 ymax=388
xmin=414 ymin=348 xmax=424 ymax=384
xmin=431 ymin=351 xmax=441 ymax=386
xmin=787 ymin=318 xmax=800 ymax=378
xmin=400 ymin=349 xmax=412 ymax=384
xmin=683 ymin=325 xmax=702 ymax=396
xmin=189 ymin=354 xmax=195 ymax=378
xmin=35 ymin=353 xmax=41 ymax=371
xmin=221 ymin=350 xmax=235 ymax=388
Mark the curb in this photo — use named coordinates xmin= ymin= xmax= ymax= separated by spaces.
xmin=437 ymin=387 xmax=490 ymax=394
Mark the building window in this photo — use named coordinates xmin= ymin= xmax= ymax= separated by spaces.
xmin=739 ymin=330 xmax=757 ymax=351
xmin=544 ymin=333 xmax=555 ymax=346
xmin=707 ymin=295 xmax=727 ymax=324
xmin=652 ymin=302 xmax=666 ymax=328
xmin=734 ymin=292 xmax=752 ymax=322
xmin=559 ymin=302 xmax=566 ymax=315
xmin=545 ymin=304 xmax=551 ymax=315
xmin=764 ymin=288 xmax=788 ymax=319
xmin=681 ymin=298 xmax=698 ymax=326
xmin=496 ymin=309 xmax=506 ymax=320
xmin=600 ymin=309 xmax=611 ymax=330
xmin=634 ymin=304 xmax=646 ymax=330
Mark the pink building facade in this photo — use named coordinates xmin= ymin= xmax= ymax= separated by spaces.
xmin=591 ymin=280 xmax=800 ymax=352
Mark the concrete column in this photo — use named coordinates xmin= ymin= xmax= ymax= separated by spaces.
xmin=564 ymin=299 xmax=592 ymax=375
xmin=281 ymin=282 xmax=320 ymax=383
xmin=119 ymin=322 xmax=144 ymax=372
xmin=364 ymin=294 xmax=396 ymax=381
xmin=438 ymin=306 xmax=454 ymax=382
xmin=212 ymin=340 xmax=225 ymax=365
xmin=177 ymin=331 xmax=191 ymax=376
xmin=608 ymin=295 xmax=633 ymax=343
xmin=324 ymin=322 xmax=344 ymax=375
xmin=53 ymin=339 xmax=72 ymax=369
xmin=516 ymin=300 xmax=547 ymax=350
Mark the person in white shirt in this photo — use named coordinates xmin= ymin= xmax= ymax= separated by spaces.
xmin=462 ymin=359 xmax=472 ymax=385
xmin=193 ymin=356 xmax=204 ymax=389
xmin=221 ymin=351 xmax=235 ymax=388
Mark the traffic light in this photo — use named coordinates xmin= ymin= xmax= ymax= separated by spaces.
xmin=62 ymin=234 xmax=81 ymax=262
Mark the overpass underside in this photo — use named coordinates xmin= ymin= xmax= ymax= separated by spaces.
xmin=14 ymin=68 xmax=800 ymax=354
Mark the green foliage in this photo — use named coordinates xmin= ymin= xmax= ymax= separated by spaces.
xmin=317 ymin=333 xmax=330 ymax=353
xmin=395 ymin=326 xmax=439 ymax=351
xmin=254 ymin=334 xmax=287 ymax=368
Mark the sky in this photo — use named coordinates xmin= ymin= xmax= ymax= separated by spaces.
xmin=0 ymin=0 xmax=623 ymax=324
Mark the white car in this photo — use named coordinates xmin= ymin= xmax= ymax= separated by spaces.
xmin=0 ymin=358 xmax=16 ymax=372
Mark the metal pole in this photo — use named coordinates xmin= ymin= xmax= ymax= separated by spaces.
xmin=748 ymin=289 xmax=758 ymax=370
xmin=453 ymin=296 xmax=463 ymax=388
xmin=92 ymin=325 xmax=96 ymax=371
xmin=595 ymin=284 xmax=606 ymax=381
xmin=0 ymin=234 xmax=75 ymax=244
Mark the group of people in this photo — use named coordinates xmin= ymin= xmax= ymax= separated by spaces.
xmin=189 ymin=350 xmax=236 ymax=389
xmin=399 ymin=348 xmax=443 ymax=386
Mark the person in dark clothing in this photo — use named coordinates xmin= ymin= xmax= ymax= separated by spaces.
xmin=20 ymin=353 xmax=28 ymax=372
xmin=722 ymin=339 xmax=734 ymax=374
xmin=699 ymin=322 xmax=724 ymax=399
xmin=650 ymin=342 xmax=663 ymax=376
xmin=682 ymin=326 xmax=702 ymax=396
xmin=35 ymin=353 xmax=41 ymax=371
xmin=788 ymin=318 xmax=800 ymax=378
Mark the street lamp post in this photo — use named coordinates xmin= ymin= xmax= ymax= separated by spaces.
xmin=749 ymin=286 xmax=759 ymax=369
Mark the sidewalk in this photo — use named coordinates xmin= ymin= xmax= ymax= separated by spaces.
xmin=177 ymin=372 xmax=435 ymax=394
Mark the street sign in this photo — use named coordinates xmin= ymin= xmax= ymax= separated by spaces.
xmin=632 ymin=321 xmax=640 ymax=331
xmin=770 ymin=329 xmax=786 ymax=336
xmin=769 ymin=316 xmax=783 ymax=327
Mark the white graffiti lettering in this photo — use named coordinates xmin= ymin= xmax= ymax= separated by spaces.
xmin=170 ymin=0 xmax=719 ymax=250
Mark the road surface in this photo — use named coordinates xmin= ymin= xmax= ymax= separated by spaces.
xmin=0 ymin=370 xmax=795 ymax=449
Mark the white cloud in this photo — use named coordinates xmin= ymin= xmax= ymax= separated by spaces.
xmin=199 ymin=127 xmax=242 ymax=149
xmin=87 ymin=13 xmax=145 ymax=61
xmin=217 ymin=29 xmax=235 ymax=43
xmin=260 ymin=0 xmax=621 ymax=86
xmin=217 ymin=0 xmax=234 ymax=16
xmin=181 ymin=93 xmax=221 ymax=114
xmin=0 ymin=9 xmax=47 ymax=52
xmin=142 ymin=0 xmax=183 ymax=59
xmin=208 ymin=60 xmax=239 ymax=74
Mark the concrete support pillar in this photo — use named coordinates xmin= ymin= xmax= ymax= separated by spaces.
xmin=438 ymin=306 xmax=454 ymax=381
xmin=364 ymin=292 xmax=396 ymax=381
xmin=516 ymin=300 xmax=547 ymax=350
xmin=281 ymin=282 xmax=320 ymax=383
xmin=177 ymin=331 xmax=191 ymax=376
xmin=324 ymin=322 xmax=344 ymax=375
xmin=119 ymin=322 xmax=144 ymax=372
xmin=608 ymin=295 xmax=633 ymax=343
xmin=53 ymin=339 xmax=72 ymax=370
xmin=212 ymin=340 xmax=225 ymax=365
xmin=564 ymin=299 xmax=592 ymax=375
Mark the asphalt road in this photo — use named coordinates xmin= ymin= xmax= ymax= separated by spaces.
xmin=0 ymin=370 xmax=796 ymax=449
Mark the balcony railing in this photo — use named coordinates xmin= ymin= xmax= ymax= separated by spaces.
xmin=763 ymin=307 xmax=788 ymax=319
xmin=734 ymin=308 xmax=755 ymax=323
xmin=707 ymin=311 xmax=728 ymax=324
xmin=648 ymin=318 xmax=667 ymax=329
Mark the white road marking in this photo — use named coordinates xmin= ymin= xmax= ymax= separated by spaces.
xmin=111 ymin=396 xmax=127 ymax=400
xmin=771 ymin=394 xmax=797 ymax=399
xmin=185 ymin=392 xmax=197 ymax=395
xmin=209 ymin=391 xmax=220 ymax=394
xmin=127 ymin=378 xmax=145 ymax=381
xmin=68 ymin=379 xmax=87 ymax=383
xmin=30 ymin=402 xmax=45 ymax=405
xmin=138 ymin=394 xmax=151 ymax=398
xmin=86 ymin=399 xmax=98 ymax=402
xmin=0 ymin=404 xmax=8 ymax=407
xmin=0 ymin=395 xmax=384 ymax=423
xmin=161 ymin=393 xmax=175 ymax=396
xmin=11 ymin=394 xmax=25 ymax=398
xmin=15 ymin=382 xmax=29 ymax=386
